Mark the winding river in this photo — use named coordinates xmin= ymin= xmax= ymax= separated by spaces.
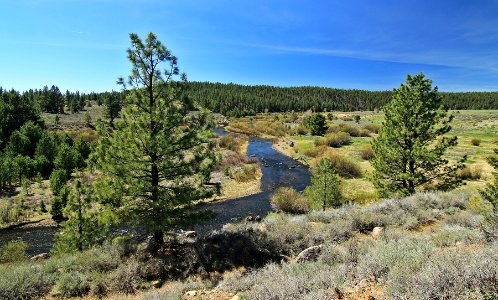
xmin=0 ymin=128 xmax=311 ymax=255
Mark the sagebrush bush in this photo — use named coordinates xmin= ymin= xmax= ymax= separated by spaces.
xmin=271 ymin=187 xmax=310 ymax=214
xmin=0 ymin=264 xmax=52 ymax=300
xmin=108 ymin=257 xmax=145 ymax=294
xmin=388 ymin=247 xmax=498 ymax=299
xmin=357 ymin=236 xmax=433 ymax=282
xmin=430 ymin=224 xmax=485 ymax=247
xmin=222 ymin=262 xmax=347 ymax=300
xmin=55 ymin=271 xmax=91 ymax=298
xmin=266 ymin=218 xmax=314 ymax=255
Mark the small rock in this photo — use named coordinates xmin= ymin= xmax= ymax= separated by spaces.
xmin=368 ymin=296 xmax=376 ymax=300
xmin=31 ymin=253 xmax=50 ymax=260
xmin=296 ymin=245 xmax=322 ymax=262
xmin=254 ymin=215 xmax=262 ymax=222
xmin=185 ymin=290 xmax=197 ymax=297
xmin=245 ymin=215 xmax=254 ymax=222
xmin=371 ymin=226 xmax=384 ymax=237
xmin=151 ymin=280 xmax=162 ymax=288
xmin=183 ymin=231 xmax=197 ymax=238
xmin=230 ymin=217 xmax=239 ymax=222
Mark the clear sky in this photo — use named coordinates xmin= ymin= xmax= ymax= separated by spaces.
xmin=1 ymin=0 xmax=497 ymax=93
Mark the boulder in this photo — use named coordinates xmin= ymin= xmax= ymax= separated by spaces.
xmin=254 ymin=215 xmax=262 ymax=222
xmin=185 ymin=290 xmax=197 ymax=297
xmin=296 ymin=245 xmax=322 ymax=262
xmin=371 ymin=226 xmax=384 ymax=238
xmin=31 ymin=253 xmax=50 ymax=260
xmin=245 ymin=215 xmax=254 ymax=222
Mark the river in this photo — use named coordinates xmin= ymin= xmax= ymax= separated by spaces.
xmin=0 ymin=128 xmax=311 ymax=255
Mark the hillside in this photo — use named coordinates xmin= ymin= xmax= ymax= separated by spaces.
xmin=184 ymin=82 xmax=498 ymax=116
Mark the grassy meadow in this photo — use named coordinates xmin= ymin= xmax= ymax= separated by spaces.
xmin=228 ymin=110 xmax=497 ymax=203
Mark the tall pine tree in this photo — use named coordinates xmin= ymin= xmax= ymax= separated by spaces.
xmin=94 ymin=33 xmax=216 ymax=245
xmin=372 ymin=73 xmax=464 ymax=197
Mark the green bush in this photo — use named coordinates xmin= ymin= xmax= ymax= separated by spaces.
xmin=363 ymin=123 xmax=380 ymax=134
xmin=324 ymin=153 xmax=362 ymax=178
xmin=271 ymin=187 xmax=310 ymax=214
xmin=0 ymin=240 xmax=27 ymax=263
xmin=232 ymin=164 xmax=258 ymax=182
xmin=470 ymin=138 xmax=481 ymax=146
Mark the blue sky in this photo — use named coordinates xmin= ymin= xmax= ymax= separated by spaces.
xmin=1 ymin=0 xmax=497 ymax=92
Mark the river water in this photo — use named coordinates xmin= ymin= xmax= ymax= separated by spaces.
xmin=0 ymin=128 xmax=311 ymax=255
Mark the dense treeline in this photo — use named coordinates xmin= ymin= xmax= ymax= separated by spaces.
xmin=182 ymin=82 xmax=498 ymax=117
xmin=0 ymin=86 xmax=104 ymax=117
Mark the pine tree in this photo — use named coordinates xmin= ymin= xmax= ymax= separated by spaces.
xmin=372 ymin=73 xmax=464 ymax=197
xmin=302 ymin=113 xmax=328 ymax=136
xmin=94 ymin=33 xmax=216 ymax=246
xmin=52 ymin=179 xmax=107 ymax=253
xmin=305 ymin=157 xmax=342 ymax=210
xmin=482 ymin=149 xmax=498 ymax=209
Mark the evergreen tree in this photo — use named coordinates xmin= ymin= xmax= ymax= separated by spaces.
xmin=302 ymin=113 xmax=328 ymax=136
xmin=482 ymin=149 xmax=498 ymax=209
xmin=305 ymin=157 xmax=342 ymax=210
xmin=94 ymin=33 xmax=216 ymax=246
xmin=103 ymin=91 xmax=122 ymax=128
xmin=372 ymin=73 xmax=464 ymax=197
xmin=52 ymin=179 xmax=107 ymax=253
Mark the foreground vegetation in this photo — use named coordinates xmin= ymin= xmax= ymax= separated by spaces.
xmin=1 ymin=191 xmax=496 ymax=299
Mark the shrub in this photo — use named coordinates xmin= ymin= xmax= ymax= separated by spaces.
xmin=359 ymin=128 xmax=371 ymax=137
xmin=315 ymin=132 xmax=351 ymax=148
xmin=321 ymin=153 xmax=362 ymax=178
xmin=363 ymin=123 xmax=380 ymax=134
xmin=271 ymin=187 xmax=310 ymax=214
xmin=388 ymin=247 xmax=498 ymax=299
xmin=108 ymin=257 xmax=144 ymax=294
xmin=430 ymin=224 xmax=485 ymax=247
xmin=456 ymin=165 xmax=482 ymax=180
xmin=303 ymin=145 xmax=328 ymax=158
xmin=359 ymin=144 xmax=375 ymax=160
xmin=466 ymin=194 xmax=493 ymax=215
xmin=338 ymin=123 xmax=360 ymax=137
xmin=0 ymin=240 xmax=27 ymax=263
xmin=0 ymin=264 xmax=52 ymax=300
xmin=470 ymin=138 xmax=481 ymax=146
xmin=55 ymin=271 xmax=90 ymax=298
xmin=222 ymin=262 xmax=347 ymax=300
xmin=232 ymin=164 xmax=258 ymax=182
xmin=357 ymin=237 xmax=433 ymax=282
